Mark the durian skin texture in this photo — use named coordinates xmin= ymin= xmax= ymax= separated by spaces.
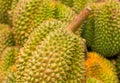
xmin=0 ymin=47 xmax=18 ymax=82
xmin=0 ymin=24 xmax=15 ymax=55
xmin=115 ymin=56 xmax=120 ymax=80
xmin=13 ymin=0 xmax=76 ymax=46
xmin=91 ymin=0 xmax=120 ymax=57
xmin=0 ymin=0 xmax=12 ymax=24
xmin=86 ymin=52 xmax=119 ymax=83
xmin=86 ymin=77 xmax=103 ymax=83
xmin=14 ymin=19 xmax=68 ymax=80
xmin=14 ymin=28 xmax=85 ymax=82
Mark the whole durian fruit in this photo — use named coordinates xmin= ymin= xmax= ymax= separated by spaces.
xmin=0 ymin=47 xmax=18 ymax=82
xmin=0 ymin=0 xmax=12 ymax=24
xmin=0 ymin=24 xmax=15 ymax=55
xmin=14 ymin=27 xmax=85 ymax=82
xmin=86 ymin=77 xmax=103 ymax=83
xmin=90 ymin=0 xmax=120 ymax=57
xmin=86 ymin=52 xmax=119 ymax=83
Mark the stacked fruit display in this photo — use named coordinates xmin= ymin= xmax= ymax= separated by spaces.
xmin=0 ymin=0 xmax=120 ymax=83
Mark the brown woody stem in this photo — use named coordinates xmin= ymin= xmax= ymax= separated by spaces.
xmin=67 ymin=7 xmax=92 ymax=33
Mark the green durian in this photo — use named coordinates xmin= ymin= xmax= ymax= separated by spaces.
xmin=0 ymin=0 xmax=12 ymax=24
xmin=86 ymin=52 xmax=119 ymax=83
xmin=90 ymin=0 xmax=120 ymax=57
xmin=86 ymin=77 xmax=103 ymax=83
xmin=0 ymin=24 xmax=15 ymax=55
xmin=14 ymin=27 xmax=85 ymax=82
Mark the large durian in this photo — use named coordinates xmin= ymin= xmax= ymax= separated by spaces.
xmin=11 ymin=7 xmax=89 ymax=82
xmin=90 ymin=0 xmax=120 ymax=57
xmin=13 ymin=0 xmax=76 ymax=46
xmin=0 ymin=24 xmax=15 ymax=55
xmin=14 ymin=28 xmax=85 ymax=82
xmin=0 ymin=0 xmax=12 ymax=24
xmin=86 ymin=52 xmax=119 ymax=83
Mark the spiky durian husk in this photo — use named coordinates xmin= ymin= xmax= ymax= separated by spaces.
xmin=86 ymin=52 xmax=119 ymax=83
xmin=0 ymin=24 xmax=15 ymax=55
xmin=86 ymin=77 xmax=103 ymax=83
xmin=13 ymin=0 xmax=76 ymax=46
xmin=0 ymin=47 xmax=18 ymax=82
xmin=54 ymin=2 xmax=76 ymax=22
xmin=91 ymin=0 xmax=120 ymax=57
xmin=0 ymin=0 xmax=12 ymax=24
xmin=12 ymin=0 xmax=55 ymax=46
xmin=14 ymin=27 xmax=85 ymax=82
xmin=81 ymin=16 xmax=95 ymax=47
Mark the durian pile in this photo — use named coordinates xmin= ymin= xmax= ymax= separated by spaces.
xmin=0 ymin=0 xmax=120 ymax=83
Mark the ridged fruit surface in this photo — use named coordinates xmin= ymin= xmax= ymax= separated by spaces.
xmin=13 ymin=0 xmax=76 ymax=46
xmin=14 ymin=28 xmax=85 ymax=82
xmin=91 ymin=0 xmax=120 ymax=57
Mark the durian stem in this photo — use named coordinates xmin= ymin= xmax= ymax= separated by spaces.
xmin=67 ymin=7 xmax=92 ymax=33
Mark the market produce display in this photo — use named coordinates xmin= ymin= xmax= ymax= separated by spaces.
xmin=0 ymin=0 xmax=120 ymax=83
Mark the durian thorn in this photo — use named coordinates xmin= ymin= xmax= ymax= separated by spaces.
xmin=67 ymin=7 xmax=92 ymax=33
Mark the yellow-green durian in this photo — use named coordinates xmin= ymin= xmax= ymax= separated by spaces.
xmin=14 ymin=26 xmax=85 ymax=82
xmin=86 ymin=52 xmax=119 ymax=83
xmin=12 ymin=0 xmax=76 ymax=46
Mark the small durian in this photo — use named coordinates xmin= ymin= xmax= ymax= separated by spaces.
xmin=86 ymin=52 xmax=119 ymax=83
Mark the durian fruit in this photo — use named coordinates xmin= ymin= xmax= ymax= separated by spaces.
xmin=0 ymin=47 xmax=18 ymax=82
xmin=13 ymin=0 xmax=76 ymax=46
xmin=14 ymin=19 xmax=68 ymax=79
xmin=86 ymin=52 xmax=119 ymax=83
xmin=86 ymin=77 xmax=103 ymax=83
xmin=81 ymin=15 xmax=95 ymax=48
xmin=90 ymin=0 xmax=120 ymax=57
xmin=0 ymin=0 xmax=12 ymax=24
xmin=0 ymin=24 xmax=15 ymax=55
xmin=14 ymin=27 xmax=85 ymax=82
xmin=12 ymin=0 xmax=55 ymax=46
